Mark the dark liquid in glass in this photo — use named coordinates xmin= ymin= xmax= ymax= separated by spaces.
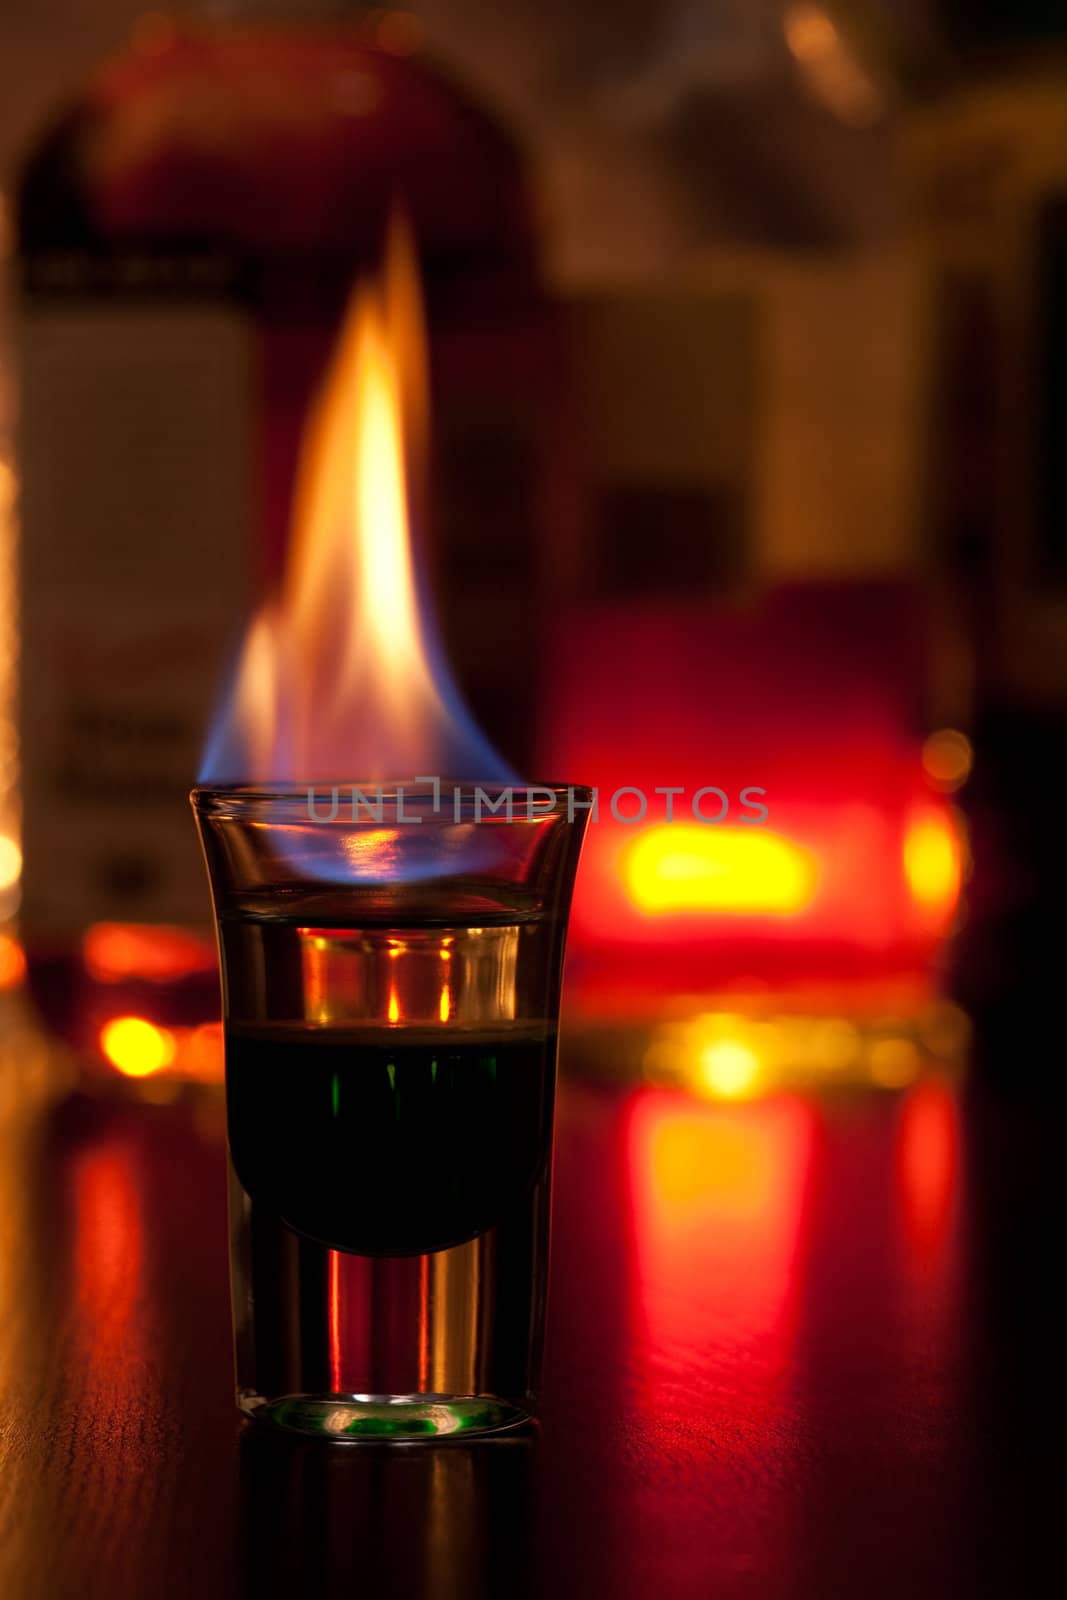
xmin=226 ymin=1023 xmax=556 ymax=1256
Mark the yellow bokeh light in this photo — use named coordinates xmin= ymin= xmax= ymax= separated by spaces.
xmin=623 ymin=825 xmax=819 ymax=916
xmin=903 ymin=810 xmax=962 ymax=914
xmin=0 ymin=834 xmax=21 ymax=891
xmin=697 ymin=1039 xmax=763 ymax=1100
xmin=99 ymin=1016 xmax=176 ymax=1078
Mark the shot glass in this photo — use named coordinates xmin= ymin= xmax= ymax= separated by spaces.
xmin=191 ymin=781 xmax=589 ymax=1440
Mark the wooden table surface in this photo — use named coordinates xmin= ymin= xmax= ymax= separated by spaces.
xmin=0 ymin=1040 xmax=1061 ymax=1599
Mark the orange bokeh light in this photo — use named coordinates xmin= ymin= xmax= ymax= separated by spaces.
xmin=0 ymin=932 xmax=26 ymax=989
xmin=83 ymin=922 xmax=216 ymax=983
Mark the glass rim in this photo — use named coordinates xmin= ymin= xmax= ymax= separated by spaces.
xmin=190 ymin=780 xmax=592 ymax=821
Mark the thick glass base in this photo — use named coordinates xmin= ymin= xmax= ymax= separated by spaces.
xmin=227 ymin=1081 xmax=553 ymax=1442
xmin=239 ymin=1390 xmax=532 ymax=1440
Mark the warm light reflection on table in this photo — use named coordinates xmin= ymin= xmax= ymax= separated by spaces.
xmin=895 ymin=1079 xmax=961 ymax=1278
xmin=627 ymin=1089 xmax=815 ymax=1369
xmin=1 ymin=1058 xmax=1055 ymax=1599
xmin=72 ymin=1142 xmax=146 ymax=1371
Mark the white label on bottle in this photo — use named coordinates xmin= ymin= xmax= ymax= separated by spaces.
xmin=17 ymin=305 xmax=254 ymax=937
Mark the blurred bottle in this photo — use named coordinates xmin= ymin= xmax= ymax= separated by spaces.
xmin=906 ymin=47 xmax=1067 ymax=718
xmin=904 ymin=28 xmax=1067 ymax=1080
xmin=14 ymin=6 xmax=558 ymax=1091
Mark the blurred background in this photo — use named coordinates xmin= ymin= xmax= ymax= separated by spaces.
xmin=1 ymin=0 xmax=1064 ymax=1107
xmin=3 ymin=14 xmax=1066 ymax=1592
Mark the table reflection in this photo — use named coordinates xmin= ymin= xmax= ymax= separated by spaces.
xmin=239 ymin=1429 xmax=536 ymax=1600
xmin=1 ymin=1063 xmax=1020 ymax=1600
xmin=627 ymin=1088 xmax=816 ymax=1372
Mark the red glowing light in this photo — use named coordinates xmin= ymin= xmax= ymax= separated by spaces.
xmin=896 ymin=1080 xmax=960 ymax=1275
xmin=72 ymin=1145 xmax=144 ymax=1368
xmin=418 ymin=1254 xmax=430 ymax=1391
xmin=538 ymin=596 xmax=966 ymax=1012
xmin=328 ymin=1248 xmax=343 ymax=1392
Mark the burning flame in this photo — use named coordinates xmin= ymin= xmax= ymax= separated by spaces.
xmin=201 ymin=216 xmax=513 ymax=785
